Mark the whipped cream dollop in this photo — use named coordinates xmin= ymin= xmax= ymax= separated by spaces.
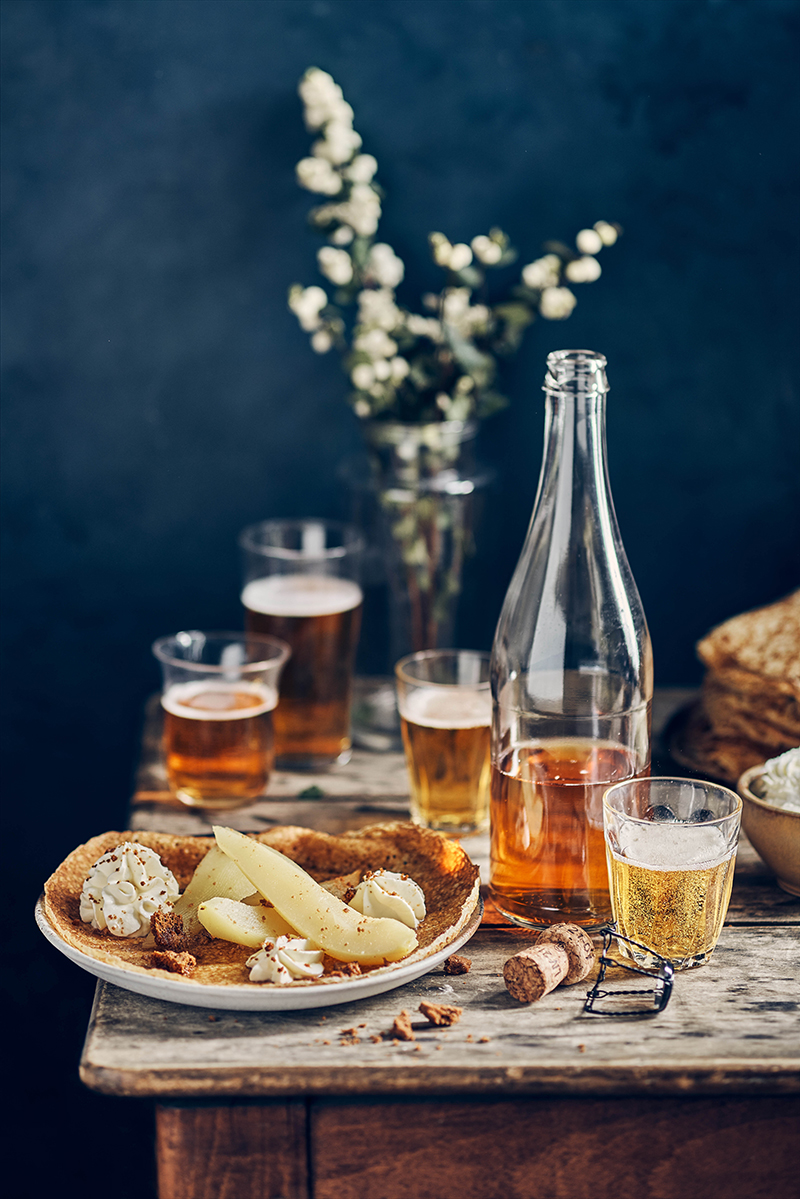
xmin=348 ymin=869 xmax=426 ymax=929
xmin=80 ymin=842 xmax=180 ymax=937
xmin=758 ymin=747 xmax=800 ymax=812
xmin=246 ymin=936 xmax=324 ymax=984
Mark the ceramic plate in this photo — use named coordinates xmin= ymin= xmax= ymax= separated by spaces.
xmin=35 ymin=895 xmax=482 ymax=1011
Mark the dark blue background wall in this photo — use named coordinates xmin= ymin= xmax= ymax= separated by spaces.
xmin=4 ymin=0 xmax=800 ymax=834
xmin=3 ymin=3 xmax=799 ymax=1192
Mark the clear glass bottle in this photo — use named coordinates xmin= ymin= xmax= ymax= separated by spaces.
xmin=490 ymin=350 xmax=653 ymax=928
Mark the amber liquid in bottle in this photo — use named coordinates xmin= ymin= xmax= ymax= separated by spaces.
xmin=490 ymin=738 xmax=649 ymax=927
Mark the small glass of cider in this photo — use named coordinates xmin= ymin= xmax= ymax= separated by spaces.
xmin=153 ymin=631 xmax=290 ymax=810
xmin=395 ymin=650 xmax=491 ymax=835
xmin=603 ymin=777 xmax=742 ymax=969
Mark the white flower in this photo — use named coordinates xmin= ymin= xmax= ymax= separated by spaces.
xmin=357 ymin=288 xmax=402 ymax=331
xmin=390 ymin=356 xmax=410 ymax=381
xmin=312 ymin=185 xmax=381 ymax=239
xmin=366 ymin=243 xmax=405 ymax=288
xmin=345 ymin=154 xmax=378 ymax=184
xmin=354 ymin=328 xmax=398 ymax=359
xmin=372 ymin=358 xmax=392 ymax=381
xmin=330 ymin=225 xmax=354 ymax=245
xmin=311 ymin=329 xmax=333 ymax=353
xmin=288 ymin=285 xmax=328 ymax=331
xmin=447 ymin=243 xmax=473 ymax=271
xmin=594 ymin=220 xmax=618 ymax=246
xmin=313 ymin=121 xmax=362 ymax=165
xmin=521 ymin=254 xmax=561 ymax=290
xmin=539 ymin=286 xmax=577 ymax=320
xmin=295 ymin=157 xmax=342 ymax=196
xmin=349 ymin=185 xmax=381 ymax=236
xmin=576 ymin=228 xmax=603 ymax=255
xmin=354 ymin=398 xmax=371 ymax=417
xmin=442 ymin=288 xmax=490 ymax=335
xmin=442 ymin=288 xmax=470 ymax=321
xmin=405 ymin=313 xmax=442 ymax=340
xmin=298 ymin=68 xmax=353 ymax=131
xmin=471 ymin=234 xmax=503 ymax=265
xmin=351 ymin=363 xmax=375 ymax=389
xmin=431 ymin=234 xmax=453 ymax=266
xmin=430 ymin=236 xmax=473 ymax=271
xmin=565 ymin=256 xmax=602 ymax=283
xmin=317 ymin=246 xmax=353 ymax=286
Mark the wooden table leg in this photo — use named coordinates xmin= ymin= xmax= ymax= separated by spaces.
xmin=156 ymin=1100 xmax=309 ymax=1199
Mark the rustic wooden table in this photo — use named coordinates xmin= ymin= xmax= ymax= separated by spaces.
xmin=79 ymin=689 xmax=800 ymax=1199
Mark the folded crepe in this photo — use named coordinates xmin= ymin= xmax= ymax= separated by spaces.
xmin=42 ymin=822 xmax=480 ymax=988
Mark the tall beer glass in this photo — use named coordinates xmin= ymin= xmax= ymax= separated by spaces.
xmin=603 ymin=777 xmax=742 ymax=969
xmin=396 ymin=650 xmax=492 ymax=833
xmin=153 ymin=631 xmax=290 ymax=809
xmin=239 ymin=520 xmax=364 ymax=768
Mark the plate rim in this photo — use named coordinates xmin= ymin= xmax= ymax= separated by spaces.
xmin=35 ymin=893 xmax=483 ymax=1011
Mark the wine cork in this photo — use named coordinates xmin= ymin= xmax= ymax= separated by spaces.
xmin=535 ymin=923 xmax=595 ymax=985
xmin=503 ymin=923 xmax=596 ymax=1003
xmin=504 ymin=941 xmax=568 ymax=1002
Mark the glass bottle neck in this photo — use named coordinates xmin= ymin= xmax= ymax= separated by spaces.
xmin=535 ymin=389 xmax=614 ymax=543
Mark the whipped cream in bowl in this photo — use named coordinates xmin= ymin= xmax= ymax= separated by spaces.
xmin=756 ymin=747 xmax=800 ymax=813
xmin=348 ymin=869 xmax=426 ymax=930
xmin=80 ymin=842 xmax=180 ymax=937
xmin=247 ymin=936 xmax=325 ymax=984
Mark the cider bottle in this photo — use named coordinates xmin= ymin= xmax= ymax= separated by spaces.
xmin=490 ymin=350 xmax=653 ymax=928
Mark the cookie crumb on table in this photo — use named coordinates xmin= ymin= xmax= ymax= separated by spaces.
xmin=418 ymin=1001 xmax=463 ymax=1028
xmin=389 ymin=1010 xmax=415 ymax=1041
xmin=444 ymin=954 xmax=471 ymax=975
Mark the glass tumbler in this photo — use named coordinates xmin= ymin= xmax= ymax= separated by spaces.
xmin=239 ymin=520 xmax=364 ymax=769
xmin=603 ymin=777 xmax=742 ymax=969
xmin=396 ymin=649 xmax=492 ymax=834
xmin=153 ymin=631 xmax=289 ymax=809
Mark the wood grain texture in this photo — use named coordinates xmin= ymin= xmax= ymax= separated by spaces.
xmin=310 ymin=1094 xmax=800 ymax=1199
xmin=80 ymin=924 xmax=800 ymax=1098
xmin=156 ymin=1101 xmax=308 ymax=1199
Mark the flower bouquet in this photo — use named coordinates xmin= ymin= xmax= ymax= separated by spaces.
xmin=289 ymin=68 xmax=619 ymax=656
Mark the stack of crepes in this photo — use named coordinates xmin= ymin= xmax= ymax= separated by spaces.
xmin=685 ymin=590 xmax=800 ymax=784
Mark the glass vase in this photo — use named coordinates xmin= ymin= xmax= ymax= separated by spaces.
xmin=356 ymin=419 xmax=488 ymax=664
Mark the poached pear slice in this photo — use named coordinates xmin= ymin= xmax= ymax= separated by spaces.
xmin=213 ymin=825 xmax=418 ymax=965
xmin=197 ymin=896 xmax=295 ymax=948
xmin=173 ymin=844 xmax=254 ymax=940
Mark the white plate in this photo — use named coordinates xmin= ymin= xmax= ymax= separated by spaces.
xmin=35 ymin=895 xmax=483 ymax=1011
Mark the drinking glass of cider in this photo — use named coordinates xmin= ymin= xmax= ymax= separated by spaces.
xmin=603 ymin=777 xmax=742 ymax=969
xmin=395 ymin=650 xmax=492 ymax=835
xmin=153 ymin=631 xmax=290 ymax=810
xmin=239 ymin=520 xmax=364 ymax=770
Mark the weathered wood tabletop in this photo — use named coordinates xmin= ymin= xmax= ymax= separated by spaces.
xmin=79 ymin=687 xmax=800 ymax=1199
